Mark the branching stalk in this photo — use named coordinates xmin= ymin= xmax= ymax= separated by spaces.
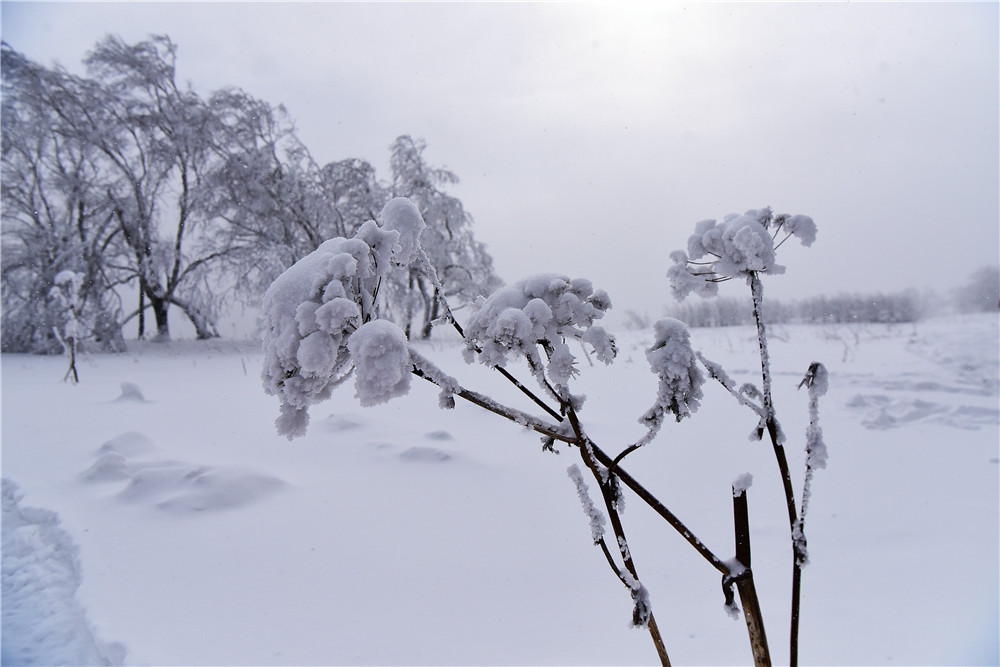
xmin=749 ymin=271 xmax=803 ymax=666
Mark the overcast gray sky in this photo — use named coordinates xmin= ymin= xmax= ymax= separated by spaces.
xmin=3 ymin=1 xmax=998 ymax=321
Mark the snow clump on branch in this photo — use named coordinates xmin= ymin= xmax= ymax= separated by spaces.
xmin=347 ymin=320 xmax=411 ymax=407
xmin=462 ymin=274 xmax=616 ymax=391
xmin=260 ymin=199 xmax=424 ymax=439
xmin=635 ymin=318 xmax=705 ymax=447
xmin=668 ymin=207 xmax=817 ymax=301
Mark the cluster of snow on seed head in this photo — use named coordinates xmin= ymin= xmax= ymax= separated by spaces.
xmin=462 ymin=274 xmax=615 ymax=390
xmin=631 ymin=317 xmax=705 ymax=449
xmin=261 ymin=198 xmax=424 ymax=439
xmin=668 ymin=207 xmax=816 ymax=301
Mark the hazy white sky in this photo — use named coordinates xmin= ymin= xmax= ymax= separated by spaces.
xmin=3 ymin=1 xmax=998 ymax=319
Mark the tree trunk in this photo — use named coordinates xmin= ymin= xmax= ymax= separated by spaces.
xmin=421 ymin=286 xmax=440 ymax=339
xmin=138 ymin=289 xmax=145 ymax=339
xmin=149 ymin=295 xmax=170 ymax=341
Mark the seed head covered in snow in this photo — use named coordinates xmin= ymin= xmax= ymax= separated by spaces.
xmin=643 ymin=318 xmax=704 ymax=424
xmin=347 ymin=319 xmax=411 ymax=407
xmin=669 ymin=207 xmax=817 ymax=301
xmin=261 ymin=199 xmax=427 ymax=438
xmin=378 ymin=197 xmax=426 ymax=267
xmin=462 ymin=274 xmax=615 ymax=390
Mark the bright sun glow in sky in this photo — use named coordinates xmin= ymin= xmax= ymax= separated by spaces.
xmin=2 ymin=1 xmax=998 ymax=322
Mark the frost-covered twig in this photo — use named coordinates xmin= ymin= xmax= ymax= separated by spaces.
xmin=696 ymin=352 xmax=767 ymax=418
xmin=794 ymin=362 xmax=829 ymax=567
xmin=567 ymin=464 xmax=606 ymax=544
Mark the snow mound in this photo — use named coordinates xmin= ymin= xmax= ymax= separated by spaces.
xmin=398 ymin=446 xmax=452 ymax=463
xmin=424 ymin=430 xmax=453 ymax=441
xmin=848 ymin=394 xmax=1000 ymax=431
xmin=97 ymin=431 xmax=156 ymax=457
xmin=79 ymin=436 xmax=286 ymax=514
xmin=2 ymin=479 xmax=124 ymax=666
xmin=322 ymin=415 xmax=364 ymax=432
xmin=154 ymin=468 xmax=287 ymax=514
xmin=115 ymin=463 xmax=285 ymax=514
xmin=80 ymin=451 xmax=132 ymax=483
xmin=114 ymin=382 xmax=146 ymax=403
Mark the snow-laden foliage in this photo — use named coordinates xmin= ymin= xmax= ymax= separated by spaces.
xmin=379 ymin=197 xmax=426 ymax=267
xmin=462 ymin=274 xmax=615 ymax=391
xmin=632 ymin=318 xmax=705 ymax=449
xmin=668 ymin=207 xmax=816 ymax=301
xmin=260 ymin=202 xmax=422 ymax=438
xmin=347 ymin=320 xmax=412 ymax=407
xmin=644 ymin=318 xmax=704 ymax=422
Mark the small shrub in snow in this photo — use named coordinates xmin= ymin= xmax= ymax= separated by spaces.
xmin=49 ymin=270 xmax=83 ymax=383
xmin=261 ymin=198 xmax=829 ymax=666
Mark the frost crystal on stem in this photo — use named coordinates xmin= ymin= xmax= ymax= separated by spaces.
xmin=567 ymin=464 xmax=606 ymax=544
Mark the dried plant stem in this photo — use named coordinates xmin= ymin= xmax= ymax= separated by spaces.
xmin=412 ymin=341 xmax=773 ymax=666
xmin=750 ymin=272 xmax=802 ymax=666
xmin=732 ymin=485 xmax=771 ymax=667
xmin=568 ymin=404 xmax=670 ymax=666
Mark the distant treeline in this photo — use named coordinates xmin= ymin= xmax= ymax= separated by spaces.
xmin=639 ymin=267 xmax=999 ymax=329
xmin=662 ymin=292 xmax=923 ymax=328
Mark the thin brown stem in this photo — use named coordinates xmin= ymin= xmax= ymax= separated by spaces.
xmin=749 ymin=272 xmax=802 ymax=666
xmin=733 ymin=486 xmax=771 ymax=666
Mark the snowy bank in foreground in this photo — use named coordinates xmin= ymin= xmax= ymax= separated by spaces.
xmin=2 ymin=479 xmax=123 ymax=666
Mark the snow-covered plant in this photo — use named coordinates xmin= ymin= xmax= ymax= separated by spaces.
xmin=260 ymin=198 xmax=424 ymax=438
xmin=638 ymin=318 xmax=705 ymax=439
xmin=462 ymin=274 xmax=615 ymax=393
xmin=668 ymin=206 xmax=826 ymax=666
xmin=668 ymin=208 xmax=816 ymax=300
xmin=49 ymin=270 xmax=84 ymax=383
xmin=261 ymin=198 xmax=828 ymax=667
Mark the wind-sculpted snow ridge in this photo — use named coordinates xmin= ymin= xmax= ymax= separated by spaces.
xmin=2 ymin=479 xmax=124 ymax=666
xmin=668 ymin=207 xmax=816 ymax=300
xmin=462 ymin=273 xmax=616 ymax=391
xmin=261 ymin=198 xmax=423 ymax=439
xmin=79 ymin=432 xmax=286 ymax=514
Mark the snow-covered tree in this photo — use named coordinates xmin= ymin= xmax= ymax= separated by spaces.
xmin=1 ymin=44 xmax=126 ymax=354
xmin=954 ymin=265 xmax=999 ymax=313
xmin=388 ymin=135 xmax=502 ymax=338
xmin=79 ymin=35 xmax=222 ymax=340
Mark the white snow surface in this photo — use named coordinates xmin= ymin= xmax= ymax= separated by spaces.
xmin=2 ymin=314 xmax=998 ymax=665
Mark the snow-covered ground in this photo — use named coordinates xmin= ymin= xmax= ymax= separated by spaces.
xmin=2 ymin=313 xmax=997 ymax=665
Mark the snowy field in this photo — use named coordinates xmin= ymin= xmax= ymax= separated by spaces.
xmin=2 ymin=313 xmax=998 ymax=666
